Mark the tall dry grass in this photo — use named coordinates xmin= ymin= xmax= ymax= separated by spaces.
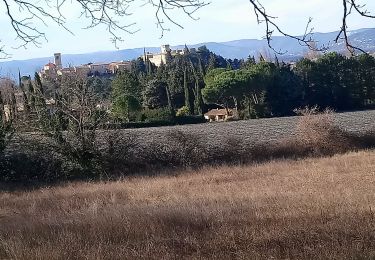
xmin=1 ymin=150 xmax=375 ymax=259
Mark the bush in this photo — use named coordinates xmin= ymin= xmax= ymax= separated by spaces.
xmin=0 ymin=153 xmax=64 ymax=183
xmin=141 ymin=108 xmax=174 ymax=122
xmin=136 ymin=130 xmax=206 ymax=169
xmin=294 ymin=106 xmax=355 ymax=155
xmin=176 ymin=106 xmax=190 ymax=117
xmin=174 ymin=115 xmax=206 ymax=125
xmin=3 ymin=107 xmax=375 ymax=185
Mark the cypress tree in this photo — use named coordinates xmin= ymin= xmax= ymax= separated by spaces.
xmin=183 ymin=66 xmax=192 ymax=114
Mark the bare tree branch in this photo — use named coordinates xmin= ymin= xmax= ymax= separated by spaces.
xmin=335 ymin=0 xmax=375 ymax=54
xmin=248 ymin=0 xmax=375 ymax=55
xmin=0 ymin=0 xmax=208 ymax=57
xmin=248 ymin=0 xmax=328 ymax=55
xmin=1 ymin=0 xmax=374 ymax=58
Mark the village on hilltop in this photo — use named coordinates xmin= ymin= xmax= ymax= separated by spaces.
xmin=39 ymin=44 xmax=190 ymax=80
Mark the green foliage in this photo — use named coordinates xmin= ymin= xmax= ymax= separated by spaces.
xmin=131 ymin=57 xmax=147 ymax=75
xmin=202 ymin=69 xmax=238 ymax=109
xmin=141 ymin=107 xmax=174 ymax=122
xmin=142 ymin=78 xmax=168 ymax=109
xmin=294 ymin=53 xmax=375 ymax=110
xmin=202 ymin=65 xmax=275 ymax=117
xmin=25 ymin=73 xmax=110 ymax=177
xmin=0 ymin=117 xmax=13 ymax=154
xmin=112 ymin=70 xmax=140 ymax=99
xmin=183 ymin=67 xmax=193 ymax=114
xmin=88 ymin=76 xmax=112 ymax=99
xmin=266 ymin=64 xmax=303 ymax=116
xmin=112 ymin=95 xmax=141 ymax=121
xmin=176 ymin=106 xmax=190 ymax=117
xmin=111 ymin=71 xmax=141 ymax=121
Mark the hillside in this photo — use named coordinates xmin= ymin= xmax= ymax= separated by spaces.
xmin=1 ymin=28 xmax=374 ymax=78
xmin=1 ymin=150 xmax=374 ymax=259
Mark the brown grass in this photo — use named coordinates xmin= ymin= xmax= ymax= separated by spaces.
xmin=1 ymin=150 xmax=375 ymax=259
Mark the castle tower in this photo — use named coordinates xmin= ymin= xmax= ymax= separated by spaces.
xmin=161 ymin=45 xmax=171 ymax=54
xmin=54 ymin=53 xmax=62 ymax=69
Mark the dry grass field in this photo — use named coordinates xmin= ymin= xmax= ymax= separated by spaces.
xmin=1 ymin=150 xmax=375 ymax=259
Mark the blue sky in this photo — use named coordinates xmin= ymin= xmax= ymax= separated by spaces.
xmin=1 ymin=0 xmax=374 ymax=61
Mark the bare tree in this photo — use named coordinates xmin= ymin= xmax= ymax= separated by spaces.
xmin=0 ymin=0 xmax=207 ymax=57
xmin=1 ymin=0 xmax=374 ymax=57
xmin=21 ymin=72 xmax=109 ymax=174
xmin=0 ymin=78 xmax=16 ymax=153
xmin=247 ymin=0 xmax=375 ymax=54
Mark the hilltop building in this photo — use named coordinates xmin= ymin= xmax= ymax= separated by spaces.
xmin=40 ymin=62 xmax=58 ymax=79
xmin=142 ymin=44 xmax=189 ymax=66
xmin=54 ymin=53 xmax=62 ymax=69
xmin=39 ymin=53 xmax=131 ymax=80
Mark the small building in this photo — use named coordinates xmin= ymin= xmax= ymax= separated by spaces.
xmin=87 ymin=62 xmax=111 ymax=75
xmin=57 ymin=67 xmax=75 ymax=76
xmin=142 ymin=44 xmax=187 ymax=67
xmin=39 ymin=53 xmax=63 ymax=79
xmin=41 ymin=52 xmax=132 ymax=78
xmin=40 ymin=62 xmax=58 ymax=79
xmin=204 ymin=108 xmax=237 ymax=122
xmin=73 ymin=65 xmax=91 ymax=75
xmin=108 ymin=61 xmax=132 ymax=73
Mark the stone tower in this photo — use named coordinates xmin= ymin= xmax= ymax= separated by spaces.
xmin=161 ymin=45 xmax=171 ymax=54
xmin=54 ymin=53 xmax=62 ymax=69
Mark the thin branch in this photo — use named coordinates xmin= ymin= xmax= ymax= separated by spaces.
xmin=335 ymin=0 xmax=374 ymax=55
xmin=0 ymin=0 xmax=209 ymax=56
xmin=248 ymin=0 xmax=374 ymax=55
xmin=248 ymin=0 xmax=327 ymax=54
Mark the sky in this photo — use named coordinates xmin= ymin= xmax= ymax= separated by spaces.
xmin=1 ymin=0 xmax=375 ymax=61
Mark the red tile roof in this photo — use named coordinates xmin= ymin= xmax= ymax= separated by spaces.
xmin=45 ymin=62 xmax=56 ymax=67
xmin=204 ymin=108 xmax=235 ymax=116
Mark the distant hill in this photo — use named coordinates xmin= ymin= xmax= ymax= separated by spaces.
xmin=1 ymin=28 xmax=375 ymax=79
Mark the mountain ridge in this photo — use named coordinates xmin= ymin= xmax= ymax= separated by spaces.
xmin=1 ymin=28 xmax=374 ymax=78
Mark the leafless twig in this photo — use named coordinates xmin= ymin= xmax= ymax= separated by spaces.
xmin=0 ymin=0 xmax=209 ymax=57
xmin=248 ymin=0 xmax=374 ymax=55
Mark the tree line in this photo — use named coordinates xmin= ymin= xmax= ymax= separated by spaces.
xmin=1 ymin=46 xmax=375 ymax=127
xmin=110 ymin=48 xmax=375 ymax=122
xmin=0 ymin=47 xmax=375 ymax=181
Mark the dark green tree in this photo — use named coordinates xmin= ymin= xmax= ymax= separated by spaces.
xmin=266 ymin=64 xmax=303 ymax=116
xmin=183 ymin=67 xmax=193 ymax=114
xmin=111 ymin=71 xmax=141 ymax=121
xmin=142 ymin=79 xmax=169 ymax=109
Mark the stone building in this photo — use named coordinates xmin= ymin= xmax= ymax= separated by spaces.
xmin=40 ymin=53 xmax=132 ymax=79
xmin=142 ymin=44 xmax=187 ymax=66
xmin=204 ymin=108 xmax=238 ymax=122
xmin=39 ymin=53 xmax=63 ymax=79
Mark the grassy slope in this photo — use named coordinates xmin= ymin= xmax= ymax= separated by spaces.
xmin=1 ymin=150 xmax=375 ymax=259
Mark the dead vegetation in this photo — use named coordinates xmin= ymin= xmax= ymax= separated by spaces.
xmin=0 ymin=150 xmax=375 ymax=259
xmin=2 ymin=109 xmax=375 ymax=183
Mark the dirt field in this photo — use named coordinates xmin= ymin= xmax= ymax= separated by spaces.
xmin=9 ymin=110 xmax=375 ymax=157
xmin=117 ymin=110 xmax=375 ymax=147
xmin=1 ymin=150 xmax=374 ymax=259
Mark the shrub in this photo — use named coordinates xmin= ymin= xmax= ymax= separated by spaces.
xmin=0 ymin=153 xmax=64 ymax=183
xmin=174 ymin=115 xmax=206 ymax=125
xmin=293 ymin=106 xmax=354 ymax=155
xmin=99 ymin=131 xmax=139 ymax=175
xmin=176 ymin=106 xmax=190 ymax=117
xmin=0 ymin=119 xmax=13 ymax=155
xmin=141 ymin=108 xmax=174 ymax=122
xmin=137 ymin=130 xmax=206 ymax=169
